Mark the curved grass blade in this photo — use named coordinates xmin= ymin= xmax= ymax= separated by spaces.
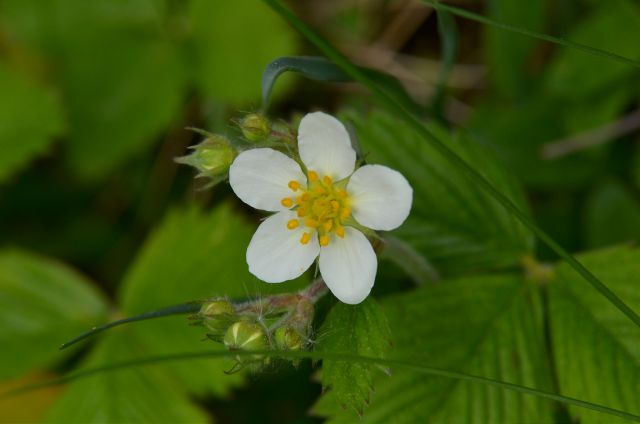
xmin=422 ymin=0 xmax=640 ymax=69
xmin=4 ymin=350 xmax=639 ymax=422
xmin=261 ymin=56 xmax=423 ymax=115
xmin=260 ymin=0 xmax=640 ymax=330
xmin=59 ymin=303 xmax=201 ymax=350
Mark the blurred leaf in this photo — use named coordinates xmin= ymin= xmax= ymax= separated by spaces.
xmin=0 ymin=249 xmax=107 ymax=379
xmin=484 ymin=0 xmax=545 ymax=99
xmin=549 ymin=246 xmax=640 ymax=423
xmin=46 ymin=330 xmax=209 ymax=424
xmin=0 ymin=63 xmax=63 ymax=183
xmin=544 ymin=2 xmax=640 ymax=99
xmin=470 ymin=98 xmax=606 ymax=189
xmin=343 ymin=108 xmax=533 ymax=276
xmin=119 ymin=204 xmax=305 ymax=396
xmin=61 ymin=37 xmax=185 ymax=180
xmin=314 ymin=274 xmax=553 ymax=423
xmin=261 ymin=56 xmax=422 ymax=115
xmin=188 ymin=0 xmax=297 ymax=104
xmin=317 ymin=299 xmax=391 ymax=414
xmin=584 ymin=180 xmax=640 ymax=248
xmin=0 ymin=372 xmax=62 ymax=423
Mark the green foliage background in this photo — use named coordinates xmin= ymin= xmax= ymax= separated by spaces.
xmin=1 ymin=0 xmax=639 ymax=423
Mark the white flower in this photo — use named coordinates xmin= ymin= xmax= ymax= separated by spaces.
xmin=229 ymin=111 xmax=412 ymax=304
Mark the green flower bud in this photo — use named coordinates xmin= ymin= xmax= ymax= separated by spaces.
xmin=175 ymin=135 xmax=236 ymax=178
xmin=239 ymin=114 xmax=270 ymax=142
xmin=199 ymin=300 xmax=236 ymax=335
xmin=274 ymin=326 xmax=304 ymax=351
xmin=224 ymin=321 xmax=268 ymax=353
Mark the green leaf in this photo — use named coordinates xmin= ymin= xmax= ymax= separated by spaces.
xmin=549 ymin=246 xmax=640 ymax=423
xmin=484 ymin=0 xmax=545 ymax=99
xmin=343 ymin=108 xmax=533 ymax=276
xmin=118 ymin=204 xmax=305 ymax=395
xmin=584 ymin=180 xmax=640 ymax=249
xmin=314 ymin=274 xmax=554 ymax=423
xmin=261 ymin=56 xmax=422 ymax=115
xmin=0 ymin=249 xmax=107 ymax=379
xmin=45 ymin=330 xmax=208 ymax=424
xmin=544 ymin=2 xmax=640 ymax=99
xmin=432 ymin=10 xmax=459 ymax=116
xmin=317 ymin=299 xmax=392 ymax=414
xmin=0 ymin=63 xmax=63 ymax=183
xmin=188 ymin=0 xmax=297 ymax=104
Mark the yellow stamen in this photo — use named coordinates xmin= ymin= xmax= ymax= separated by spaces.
xmin=308 ymin=171 xmax=318 ymax=182
xmin=305 ymin=218 xmax=320 ymax=228
xmin=281 ymin=198 xmax=293 ymax=208
xmin=337 ymin=190 xmax=348 ymax=198
xmin=288 ymin=181 xmax=301 ymax=191
xmin=300 ymin=232 xmax=311 ymax=245
xmin=330 ymin=200 xmax=340 ymax=211
xmin=314 ymin=186 xmax=326 ymax=195
xmin=287 ymin=219 xmax=299 ymax=230
xmin=340 ymin=206 xmax=351 ymax=220
xmin=335 ymin=226 xmax=345 ymax=238
xmin=297 ymin=208 xmax=307 ymax=217
xmin=322 ymin=175 xmax=332 ymax=186
xmin=319 ymin=235 xmax=330 ymax=246
xmin=322 ymin=220 xmax=333 ymax=232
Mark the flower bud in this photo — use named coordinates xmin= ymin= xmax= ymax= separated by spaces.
xmin=175 ymin=135 xmax=236 ymax=178
xmin=274 ymin=326 xmax=304 ymax=351
xmin=239 ymin=114 xmax=270 ymax=142
xmin=224 ymin=321 xmax=268 ymax=353
xmin=199 ymin=300 xmax=236 ymax=335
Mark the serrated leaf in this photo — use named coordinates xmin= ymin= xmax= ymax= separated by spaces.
xmin=343 ymin=108 xmax=533 ymax=277
xmin=317 ymin=299 xmax=391 ymax=414
xmin=584 ymin=180 xmax=640 ymax=248
xmin=45 ymin=330 xmax=209 ymax=424
xmin=314 ymin=274 xmax=554 ymax=423
xmin=188 ymin=0 xmax=297 ymax=104
xmin=118 ymin=204 xmax=306 ymax=396
xmin=0 ymin=249 xmax=107 ymax=379
xmin=549 ymin=246 xmax=640 ymax=423
xmin=0 ymin=63 xmax=63 ymax=183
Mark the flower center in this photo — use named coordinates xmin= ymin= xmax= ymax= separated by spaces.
xmin=280 ymin=170 xmax=351 ymax=246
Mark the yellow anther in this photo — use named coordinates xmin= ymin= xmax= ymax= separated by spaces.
xmin=300 ymin=232 xmax=311 ymax=245
xmin=322 ymin=175 xmax=332 ymax=186
xmin=287 ymin=219 xmax=299 ymax=230
xmin=335 ymin=226 xmax=345 ymax=238
xmin=288 ymin=181 xmax=301 ymax=191
xmin=297 ymin=208 xmax=307 ymax=217
xmin=330 ymin=200 xmax=340 ymax=211
xmin=281 ymin=198 xmax=294 ymax=208
xmin=308 ymin=171 xmax=318 ymax=182
xmin=300 ymin=193 xmax=310 ymax=202
xmin=340 ymin=206 xmax=351 ymax=220
xmin=319 ymin=235 xmax=330 ymax=246
xmin=305 ymin=218 xmax=320 ymax=228
xmin=322 ymin=220 xmax=333 ymax=232
xmin=314 ymin=186 xmax=326 ymax=195
xmin=337 ymin=190 xmax=348 ymax=198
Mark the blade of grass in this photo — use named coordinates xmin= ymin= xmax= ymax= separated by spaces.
xmin=4 ymin=350 xmax=639 ymax=422
xmin=261 ymin=0 xmax=640 ymax=330
xmin=422 ymin=0 xmax=640 ymax=69
xmin=59 ymin=303 xmax=201 ymax=350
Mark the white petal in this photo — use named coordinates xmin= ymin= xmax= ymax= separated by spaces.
xmin=319 ymin=228 xmax=377 ymax=304
xmin=347 ymin=164 xmax=413 ymax=231
xmin=229 ymin=148 xmax=306 ymax=212
xmin=298 ymin=111 xmax=356 ymax=180
xmin=246 ymin=211 xmax=320 ymax=283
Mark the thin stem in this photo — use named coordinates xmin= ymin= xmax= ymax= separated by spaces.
xmin=5 ymin=350 xmax=640 ymax=422
xmin=381 ymin=235 xmax=440 ymax=285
